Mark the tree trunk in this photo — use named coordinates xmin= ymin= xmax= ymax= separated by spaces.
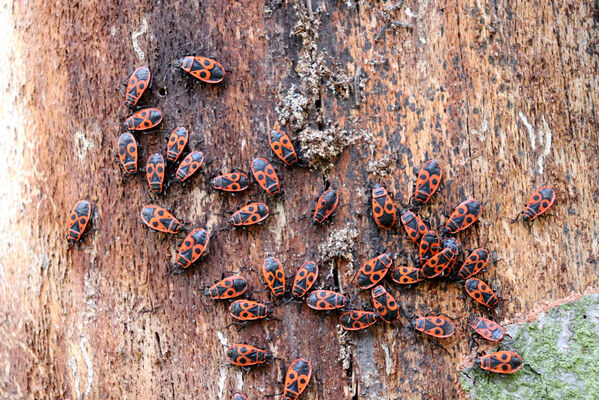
xmin=1 ymin=1 xmax=598 ymax=399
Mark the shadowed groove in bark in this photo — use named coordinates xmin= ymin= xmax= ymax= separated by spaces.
xmin=550 ymin=0 xmax=575 ymax=138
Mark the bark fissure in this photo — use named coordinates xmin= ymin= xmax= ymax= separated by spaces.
xmin=455 ymin=0 xmax=475 ymax=197
xmin=550 ymin=0 xmax=575 ymax=138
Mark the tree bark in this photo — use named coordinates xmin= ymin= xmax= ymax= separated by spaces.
xmin=1 ymin=1 xmax=598 ymax=399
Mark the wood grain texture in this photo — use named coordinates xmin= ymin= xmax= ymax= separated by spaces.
xmin=1 ymin=1 xmax=598 ymax=399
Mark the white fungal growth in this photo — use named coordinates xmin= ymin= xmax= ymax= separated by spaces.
xmin=218 ymin=366 xmax=226 ymax=398
xmin=538 ymin=116 xmax=552 ymax=175
xmin=235 ymin=371 xmax=244 ymax=390
xmin=216 ymin=331 xmax=228 ymax=347
xmin=381 ymin=343 xmax=392 ymax=375
xmin=67 ymin=336 xmax=93 ymax=400
xmin=518 ymin=112 xmax=553 ymax=174
xmin=74 ymin=131 xmax=94 ymax=162
xmin=68 ymin=357 xmax=81 ymax=400
xmin=471 ymin=118 xmax=488 ymax=141
xmin=519 ymin=111 xmax=536 ymax=150
xmin=499 ymin=129 xmax=506 ymax=160
xmin=80 ymin=336 xmax=93 ymax=398
xmin=131 ymin=18 xmax=148 ymax=61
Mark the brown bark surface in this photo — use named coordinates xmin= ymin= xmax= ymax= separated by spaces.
xmin=1 ymin=1 xmax=598 ymax=399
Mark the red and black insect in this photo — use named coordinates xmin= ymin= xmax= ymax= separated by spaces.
xmin=282 ymin=358 xmax=312 ymax=400
xmin=226 ymin=344 xmax=272 ymax=367
xmin=123 ymin=65 xmax=151 ymax=107
xmin=442 ymin=237 xmax=460 ymax=274
xmin=262 ymin=256 xmax=285 ymax=296
xmin=413 ymin=159 xmax=442 ymax=206
xmin=166 ymin=127 xmax=189 ymax=162
xmin=305 ymin=290 xmax=346 ymax=311
xmin=292 ymin=261 xmax=319 ymax=298
xmin=116 ymin=132 xmax=138 ymax=175
xmin=400 ymin=210 xmax=428 ymax=243
xmin=269 ymin=128 xmax=298 ymax=166
xmin=475 ymin=351 xmax=522 ymax=374
xmin=371 ymin=285 xmax=399 ymax=323
xmin=176 ymin=56 xmax=225 ymax=83
xmin=205 ymin=275 xmax=247 ymax=300
xmin=412 ymin=315 xmax=455 ymax=338
xmin=422 ymin=248 xmax=456 ymax=279
xmin=391 ymin=265 xmax=425 ymax=285
xmin=339 ymin=310 xmax=378 ymax=331
xmin=465 ymin=278 xmax=499 ymax=308
xmin=419 ymin=230 xmax=442 ymax=266
xmin=354 ymin=253 xmax=393 ymax=289
xmin=458 ymin=248 xmax=490 ymax=280
xmin=371 ymin=184 xmax=397 ymax=230
xmin=66 ymin=200 xmax=92 ymax=242
xmin=229 ymin=300 xmax=269 ymax=321
xmin=229 ymin=203 xmax=269 ymax=226
xmin=211 ymin=172 xmax=249 ymax=192
xmin=251 ymin=158 xmax=280 ymax=196
xmin=513 ymin=185 xmax=555 ymax=226
xmin=174 ymin=228 xmax=209 ymax=269
xmin=140 ymin=205 xmax=182 ymax=234
xmin=232 ymin=393 xmax=248 ymax=400
xmin=313 ymin=189 xmax=339 ymax=224
xmin=145 ymin=153 xmax=165 ymax=193
xmin=123 ymin=108 xmax=163 ymax=131
xmin=176 ymin=151 xmax=204 ymax=182
xmin=444 ymin=199 xmax=482 ymax=234
xmin=470 ymin=317 xmax=504 ymax=342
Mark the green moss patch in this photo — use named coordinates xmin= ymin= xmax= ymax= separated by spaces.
xmin=461 ymin=294 xmax=599 ymax=399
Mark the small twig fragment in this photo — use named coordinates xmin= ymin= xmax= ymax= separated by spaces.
xmin=375 ymin=22 xmax=391 ymax=42
xmin=390 ymin=21 xmax=413 ymax=29
xmin=375 ymin=21 xmax=413 ymax=42
xmin=354 ymin=66 xmax=362 ymax=107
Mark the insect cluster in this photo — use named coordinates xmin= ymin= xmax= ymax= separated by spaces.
xmin=64 ymin=51 xmax=557 ymax=396
xmin=364 ymin=165 xmax=555 ymax=376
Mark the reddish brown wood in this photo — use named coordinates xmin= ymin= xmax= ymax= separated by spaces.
xmin=1 ymin=1 xmax=598 ymax=399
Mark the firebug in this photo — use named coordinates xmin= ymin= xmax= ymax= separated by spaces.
xmin=123 ymin=65 xmax=151 ymax=107
xmin=339 ymin=310 xmax=378 ymax=331
xmin=123 ymin=108 xmax=162 ymax=131
xmin=292 ymin=261 xmax=319 ymax=298
xmin=269 ymin=128 xmax=298 ymax=166
xmin=371 ymin=184 xmax=397 ymax=230
xmin=251 ymin=157 xmax=280 ymax=196
xmin=166 ymin=127 xmax=189 ymax=162
xmin=140 ymin=205 xmax=182 ymax=234
xmin=205 ymin=275 xmax=248 ymax=300
xmin=282 ymin=358 xmax=312 ymax=400
xmin=313 ymin=189 xmax=339 ymax=224
xmin=66 ymin=200 xmax=93 ymax=242
xmin=145 ymin=153 xmax=165 ymax=193
xmin=412 ymin=315 xmax=455 ymax=338
xmin=475 ymin=351 xmax=522 ymax=374
xmin=174 ymin=228 xmax=209 ymax=269
xmin=413 ymin=159 xmax=442 ymax=206
xmin=444 ymin=199 xmax=482 ymax=234
xmin=354 ymin=253 xmax=393 ymax=289
xmin=226 ymin=344 xmax=272 ymax=367
xmin=262 ymin=256 xmax=285 ymax=296
xmin=175 ymin=56 xmax=225 ymax=83
xmin=465 ymin=278 xmax=499 ymax=308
